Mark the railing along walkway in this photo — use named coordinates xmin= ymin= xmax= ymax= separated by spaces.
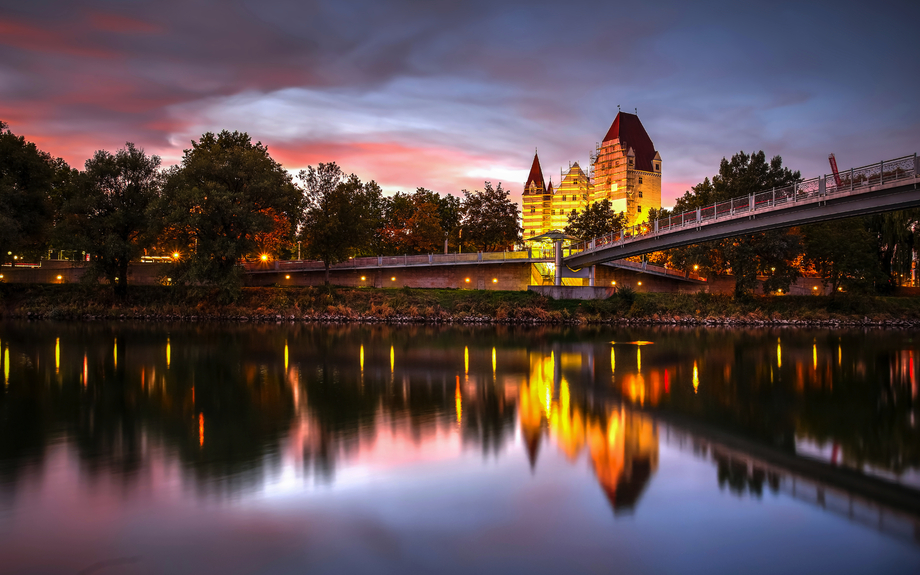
xmin=572 ymin=154 xmax=919 ymax=256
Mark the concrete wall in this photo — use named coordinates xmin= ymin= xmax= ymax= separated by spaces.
xmin=0 ymin=261 xmax=170 ymax=285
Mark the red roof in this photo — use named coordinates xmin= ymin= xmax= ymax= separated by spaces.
xmin=602 ymin=112 xmax=658 ymax=172
xmin=525 ymin=152 xmax=546 ymax=193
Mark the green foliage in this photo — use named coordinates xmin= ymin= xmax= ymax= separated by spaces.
xmin=377 ymin=188 xmax=446 ymax=255
xmin=62 ymin=143 xmax=161 ymax=296
xmin=299 ymin=163 xmax=382 ymax=283
xmin=0 ymin=120 xmax=71 ymax=264
xmin=615 ymin=285 xmax=636 ymax=305
xmin=802 ymin=217 xmax=881 ymax=294
xmin=460 ymin=182 xmax=521 ymax=251
xmin=564 ymin=199 xmax=626 ymax=240
xmin=157 ymin=130 xmax=299 ymax=298
xmin=668 ymin=151 xmax=802 ymax=298
xmin=864 ymin=210 xmax=920 ymax=292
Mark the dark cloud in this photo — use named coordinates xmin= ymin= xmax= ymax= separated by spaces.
xmin=0 ymin=0 xmax=917 ymax=201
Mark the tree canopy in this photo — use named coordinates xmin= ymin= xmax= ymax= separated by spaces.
xmin=156 ymin=130 xmax=299 ymax=295
xmin=564 ymin=199 xmax=626 ymax=241
xmin=460 ymin=182 xmax=521 ymax=252
xmin=64 ymin=143 xmax=161 ymax=295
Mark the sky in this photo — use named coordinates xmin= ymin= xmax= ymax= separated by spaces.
xmin=1 ymin=0 xmax=918 ymax=207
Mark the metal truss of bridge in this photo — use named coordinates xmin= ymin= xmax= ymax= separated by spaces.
xmin=566 ymin=154 xmax=920 ymax=269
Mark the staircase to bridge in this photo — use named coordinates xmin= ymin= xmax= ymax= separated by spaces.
xmin=566 ymin=153 xmax=920 ymax=269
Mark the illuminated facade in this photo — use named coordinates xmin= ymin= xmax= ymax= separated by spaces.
xmin=523 ymin=112 xmax=662 ymax=239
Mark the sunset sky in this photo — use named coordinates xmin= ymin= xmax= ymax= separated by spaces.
xmin=1 ymin=0 xmax=917 ymax=206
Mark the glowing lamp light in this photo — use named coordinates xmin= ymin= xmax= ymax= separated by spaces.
xmin=637 ymin=281 xmax=642 ymax=286
xmin=391 ymin=276 xmax=396 ymax=281
xmin=0 ymin=274 xmax=4 ymax=279
xmin=813 ymin=286 xmax=818 ymax=291
xmin=492 ymin=278 xmax=498 ymax=283
xmin=360 ymin=276 xmax=366 ymax=281
xmin=285 ymin=275 xmax=290 ymax=279
xmin=611 ymin=280 xmax=616 ymax=285
xmin=56 ymin=275 xmax=62 ymax=280
xmin=172 ymin=252 xmax=180 ymax=260
xmin=465 ymin=278 xmax=470 ymax=283
xmin=693 ymin=264 xmax=699 ymax=271
xmin=260 ymin=254 xmax=269 ymax=262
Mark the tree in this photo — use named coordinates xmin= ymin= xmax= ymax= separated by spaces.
xmin=299 ymin=163 xmax=381 ymax=284
xmin=156 ymin=130 xmax=300 ymax=296
xmin=864 ymin=210 xmax=920 ymax=292
xmin=564 ymin=199 xmax=626 ymax=240
xmin=0 ymin=121 xmax=70 ymax=265
xmin=802 ymin=218 xmax=881 ymax=293
xmin=377 ymin=189 xmax=448 ymax=255
xmin=668 ymin=151 xmax=802 ymax=297
xmin=62 ymin=143 xmax=161 ymax=295
xmin=460 ymin=182 xmax=521 ymax=252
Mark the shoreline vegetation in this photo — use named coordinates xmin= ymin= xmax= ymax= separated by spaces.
xmin=2 ymin=284 xmax=920 ymax=327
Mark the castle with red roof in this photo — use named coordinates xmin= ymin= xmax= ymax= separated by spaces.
xmin=523 ymin=112 xmax=662 ymax=239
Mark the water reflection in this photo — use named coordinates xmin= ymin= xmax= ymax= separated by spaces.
xmin=0 ymin=322 xmax=919 ymax=568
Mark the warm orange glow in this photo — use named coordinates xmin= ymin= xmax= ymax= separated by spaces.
xmin=3 ymin=347 xmax=8 ymax=386
xmin=465 ymin=278 xmax=470 ymax=283
xmin=636 ymin=346 xmax=641 ymax=371
xmin=166 ymin=338 xmax=171 ymax=368
xmin=611 ymin=280 xmax=616 ymax=285
xmin=284 ymin=341 xmax=289 ymax=370
xmin=492 ymin=347 xmax=497 ymax=374
xmin=777 ymin=339 xmax=782 ymax=368
xmin=838 ymin=345 xmax=842 ymax=366
xmin=455 ymin=376 xmax=462 ymax=424
xmin=360 ymin=276 xmax=366 ymax=281
xmin=693 ymin=264 xmax=699 ymax=270
xmin=360 ymin=345 xmax=364 ymax=372
xmin=391 ymin=276 xmax=396 ymax=281
xmin=260 ymin=254 xmax=269 ymax=262
xmin=637 ymin=281 xmax=642 ymax=286
xmin=83 ymin=354 xmax=88 ymax=386
xmin=464 ymin=346 xmax=469 ymax=374
xmin=693 ymin=361 xmax=699 ymax=393
xmin=199 ymin=413 xmax=204 ymax=447
xmin=813 ymin=344 xmax=817 ymax=371
xmin=172 ymin=252 xmax=180 ymax=259
xmin=285 ymin=274 xmax=290 ymax=279
xmin=55 ymin=338 xmax=60 ymax=374
xmin=492 ymin=278 xmax=497 ymax=283
xmin=113 ymin=338 xmax=117 ymax=369
xmin=56 ymin=275 xmax=62 ymax=280
xmin=611 ymin=346 xmax=615 ymax=373
xmin=813 ymin=286 xmax=818 ymax=291
xmin=390 ymin=345 xmax=394 ymax=373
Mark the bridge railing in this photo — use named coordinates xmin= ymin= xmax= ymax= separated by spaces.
xmin=572 ymin=153 xmax=918 ymax=254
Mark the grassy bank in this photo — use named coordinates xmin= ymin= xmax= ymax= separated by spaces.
xmin=2 ymin=283 xmax=920 ymax=325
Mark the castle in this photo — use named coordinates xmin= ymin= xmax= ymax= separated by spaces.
xmin=522 ymin=112 xmax=662 ymax=239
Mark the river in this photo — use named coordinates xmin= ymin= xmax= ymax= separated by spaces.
xmin=0 ymin=322 xmax=918 ymax=574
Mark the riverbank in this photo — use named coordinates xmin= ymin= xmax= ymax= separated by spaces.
xmin=2 ymin=284 xmax=920 ymax=326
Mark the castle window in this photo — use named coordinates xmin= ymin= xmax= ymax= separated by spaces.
xmin=531 ymin=207 xmax=535 ymax=213
xmin=562 ymin=195 xmax=567 ymax=202
xmin=655 ymin=163 xmax=660 ymax=171
xmin=639 ymin=177 xmax=643 ymax=185
xmin=637 ymin=205 xmax=642 ymax=212
xmin=639 ymin=191 xmax=643 ymax=198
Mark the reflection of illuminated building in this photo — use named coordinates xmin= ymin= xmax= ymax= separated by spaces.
xmin=521 ymin=351 xmax=659 ymax=512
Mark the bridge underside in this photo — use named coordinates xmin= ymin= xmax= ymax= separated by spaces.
xmin=566 ymin=178 xmax=920 ymax=268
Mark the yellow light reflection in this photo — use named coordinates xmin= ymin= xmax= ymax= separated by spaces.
xmin=693 ymin=361 xmax=699 ymax=394
xmin=360 ymin=345 xmax=364 ymax=372
xmin=777 ymin=340 xmax=782 ymax=368
xmin=813 ymin=343 xmax=817 ymax=371
xmin=838 ymin=345 xmax=841 ymax=366
xmin=284 ymin=340 xmax=289 ymax=370
xmin=636 ymin=346 xmax=641 ymax=372
xmin=166 ymin=338 xmax=171 ymax=368
xmin=455 ymin=376 xmax=462 ymax=424
xmin=83 ymin=354 xmax=88 ymax=386
xmin=464 ymin=346 xmax=469 ymax=375
xmin=199 ymin=413 xmax=204 ymax=447
xmin=113 ymin=338 xmax=117 ymax=369
xmin=55 ymin=338 xmax=60 ymax=374
xmin=611 ymin=346 xmax=615 ymax=373
xmin=390 ymin=345 xmax=395 ymax=373
xmin=3 ymin=347 xmax=8 ymax=386
xmin=492 ymin=347 xmax=497 ymax=374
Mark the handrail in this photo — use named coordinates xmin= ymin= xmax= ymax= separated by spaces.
xmin=571 ymin=153 xmax=919 ymax=254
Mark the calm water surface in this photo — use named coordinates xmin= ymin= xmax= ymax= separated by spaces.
xmin=1 ymin=322 xmax=919 ymax=574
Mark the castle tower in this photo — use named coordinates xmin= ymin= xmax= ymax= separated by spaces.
xmin=591 ymin=112 xmax=661 ymax=227
xmin=522 ymin=151 xmax=551 ymax=239
xmin=550 ymin=162 xmax=591 ymax=232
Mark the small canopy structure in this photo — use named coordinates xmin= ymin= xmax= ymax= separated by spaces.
xmin=525 ymin=230 xmax=581 ymax=244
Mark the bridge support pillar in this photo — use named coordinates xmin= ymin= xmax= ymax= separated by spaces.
xmin=589 ymin=265 xmax=595 ymax=287
xmin=554 ymin=240 xmax=562 ymax=286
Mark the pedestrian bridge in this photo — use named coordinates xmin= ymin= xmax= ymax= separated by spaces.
xmin=566 ymin=153 xmax=920 ymax=269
